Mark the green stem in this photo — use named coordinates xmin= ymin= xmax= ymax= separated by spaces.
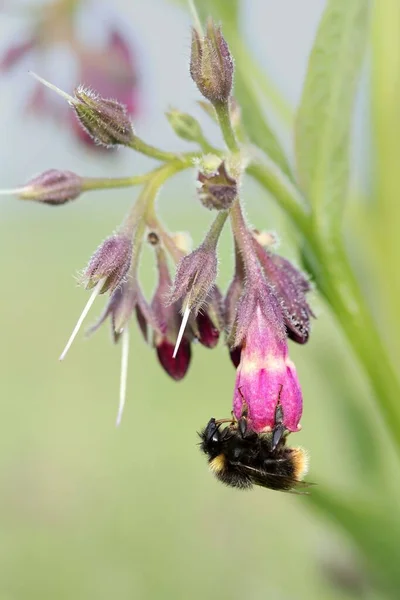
xmin=122 ymin=159 xmax=194 ymax=242
xmin=214 ymin=100 xmax=240 ymax=152
xmin=230 ymin=198 xmax=264 ymax=279
xmin=129 ymin=136 xmax=201 ymax=163
xmin=204 ymin=210 xmax=229 ymax=245
xmin=197 ymin=134 xmax=218 ymax=154
xmin=145 ymin=209 xmax=185 ymax=263
xmin=81 ymin=172 xmax=154 ymax=192
xmin=312 ymin=235 xmax=400 ymax=449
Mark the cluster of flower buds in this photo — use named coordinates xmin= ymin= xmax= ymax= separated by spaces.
xmin=1 ymin=0 xmax=139 ymax=150
xmin=3 ymin=12 xmax=315 ymax=450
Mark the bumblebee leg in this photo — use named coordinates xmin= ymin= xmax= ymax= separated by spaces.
xmin=270 ymin=388 xmax=288 ymax=451
xmin=215 ymin=417 xmax=235 ymax=426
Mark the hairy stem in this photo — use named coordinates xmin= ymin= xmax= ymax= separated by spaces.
xmin=129 ymin=137 xmax=201 ymax=163
xmin=215 ymin=100 xmax=240 ymax=152
xmin=81 ymin=173 xmax=154 ymax=192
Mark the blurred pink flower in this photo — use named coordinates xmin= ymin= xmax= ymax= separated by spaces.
xmin=0 ymin=1 xmax=140 ymax=150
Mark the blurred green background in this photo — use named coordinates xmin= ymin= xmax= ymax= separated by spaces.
xmin=0 ymin=1 xmax=399 ymax=599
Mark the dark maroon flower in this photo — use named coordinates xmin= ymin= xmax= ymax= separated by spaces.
xmin=151 ymin=243 xmax=192 ymax=380
xmin=194 ymin=287 xmax=224 ymax=349
xmin=229 ymin=347 xmax=242 ymax=368
xmin=156 ymin=338 xmax=192 ymax=382
xmin=196 ymin=311 xmax=219 ymax=348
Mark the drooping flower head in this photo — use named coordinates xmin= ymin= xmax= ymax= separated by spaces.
xmin=227 ymin=202 xmax=313 ymax=433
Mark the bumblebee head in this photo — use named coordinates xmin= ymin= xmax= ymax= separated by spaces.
xmin=199 ymin=418 xmax=222 ymax=459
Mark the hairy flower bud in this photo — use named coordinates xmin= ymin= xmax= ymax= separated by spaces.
xmin=197 ymin=161 xmax=237 ymax=210
xmin=18 ymin=169 xmax=83 ymax=205
xmin=168 ymin=210 xmax=227 ymax=314
xmin=253 ymin=239 xmax=314 ymax=343
xmin=166 ymin=109 xmax=204 ymax=143
xmin=82 ymin=234 xmax=132 ymax=294
xmin=168 ymin=244 xmax=218 ymax=313
xmin=73 ymin=85 xmax=134 ymax=147
xmin=190 ymin=19 xmax=234 ymax=104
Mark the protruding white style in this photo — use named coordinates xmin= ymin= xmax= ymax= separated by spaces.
xmin=29 ymin=71 xmax=75 ymax=105
xmin=59 ymin=279 xmax=104 ymax=361
xmin=172 ymin=304 xmax=191 ymax=358
xmin=0 ymin=187 xmax=26 ymax=196
xmin=116 ymin=327 xmax=130 ymax=427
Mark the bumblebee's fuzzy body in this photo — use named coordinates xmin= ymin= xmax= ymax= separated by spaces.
xmin=199 ymin=417 xmax=309 ymax=493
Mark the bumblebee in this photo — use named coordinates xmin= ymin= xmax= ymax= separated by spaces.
xmin=199 ymin=404 xmax=310 ymax=493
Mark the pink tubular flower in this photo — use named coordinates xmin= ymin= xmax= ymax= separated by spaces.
xmin=233 ymin=304 xmax=303 ymax=433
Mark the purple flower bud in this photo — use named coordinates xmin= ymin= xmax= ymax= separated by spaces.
xmin=19 ymin=169 xmax=83 ymax=205
xmin=82 ymin=235 xmax=132 ymax=294
xmin=190 ymin=19 xmax=234 ymax=104
xmin=168 ymin=211 xmax=227 ymax=315
xmin=232 ymin=304 xmax=303 ymax=433
xmin=197 ymin=161 xmax=237 ymax=211
xmin=168 ymin=245 xmax=217 ymax=313
xmin=253 ymin=239 xmax=314 ymax=344
xmin=73 ymin=85 xmax=134 ymax=147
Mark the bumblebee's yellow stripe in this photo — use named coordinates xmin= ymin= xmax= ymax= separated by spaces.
xmin=291 ymin=448 xmax=309 ymax=480
xmin=209 ymin=454 xmax=226 ymax=474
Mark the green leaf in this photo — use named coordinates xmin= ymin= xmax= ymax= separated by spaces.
xmin=308 ymin=488 xmax=400 ymax=598
xmin=295 ymin=0 xmax=369 ymax=226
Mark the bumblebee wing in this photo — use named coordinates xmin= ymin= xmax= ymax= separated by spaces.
xmin=235 ymin=463 xmax=314 ymax=494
